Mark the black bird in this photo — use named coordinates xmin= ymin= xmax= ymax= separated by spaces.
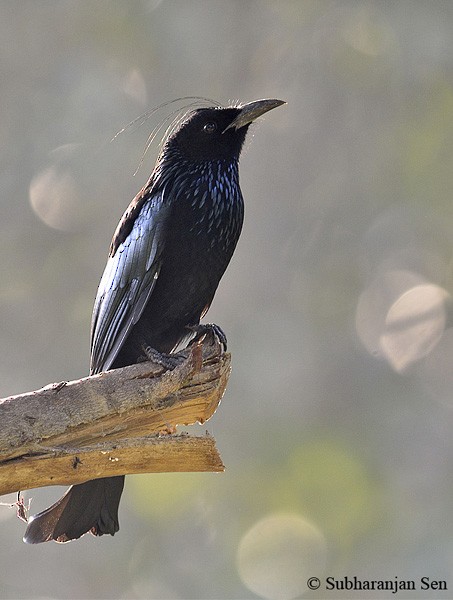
xmin=24 ymin=98 xmax=285 ymax=543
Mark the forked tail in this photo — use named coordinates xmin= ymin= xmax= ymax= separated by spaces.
xmin=23 ymin=476 xmax=125 ymax=544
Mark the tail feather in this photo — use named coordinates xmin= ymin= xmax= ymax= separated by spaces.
xmin=23 ymin=476 xmax=125 ymax=544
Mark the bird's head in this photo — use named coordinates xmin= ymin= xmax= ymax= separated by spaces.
xmin=165 ymin=99 xmax=285 ymax=163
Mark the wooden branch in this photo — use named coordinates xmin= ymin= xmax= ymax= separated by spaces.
xmin=0 ymin=335 xmax=230 ymax=497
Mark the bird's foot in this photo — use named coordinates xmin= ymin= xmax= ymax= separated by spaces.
xmin=187 ymin=323 xmax=227 ymax=351
xmin=141 ymin=345 xmax=186 ymax=370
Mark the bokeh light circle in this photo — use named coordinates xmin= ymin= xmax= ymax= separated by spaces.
xmin=237 ymin=513 xmax=327 ymax=600
xmin=29 ymin=165 xmax=81 ymax=231
xmin=356 ymin=269 xmax=449 ymax=371
xmin=380 ymin=283 xmax=449 ymax=372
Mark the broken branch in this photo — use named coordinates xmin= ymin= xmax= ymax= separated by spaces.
xmin=0 ymin=335 xmax=230 ymax=497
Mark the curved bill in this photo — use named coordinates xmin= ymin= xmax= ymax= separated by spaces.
xmin=223 ymin=98 xmax=286 ymax=132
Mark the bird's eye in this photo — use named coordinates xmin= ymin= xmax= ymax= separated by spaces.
xmin=203 ymin=122 xmax=217 ymax=134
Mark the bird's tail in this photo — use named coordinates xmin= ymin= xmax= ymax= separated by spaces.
xmin=23 ymin=476 xmax=125 ymax=544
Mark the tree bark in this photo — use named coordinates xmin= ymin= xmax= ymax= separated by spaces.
xmin=0 ymin=335 xmax=229 ymax=497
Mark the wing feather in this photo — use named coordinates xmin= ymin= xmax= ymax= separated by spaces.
xmin=90 ymin=191 xmax=169 ymax=374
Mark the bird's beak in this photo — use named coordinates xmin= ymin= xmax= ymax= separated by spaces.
xmin=223 ymin=98 xmax=286 ymax=132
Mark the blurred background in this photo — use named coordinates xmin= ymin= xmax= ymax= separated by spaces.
xmin=1 ymin=1 xmax=453 ymax=598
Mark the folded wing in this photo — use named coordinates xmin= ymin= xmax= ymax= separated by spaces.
xmin=90 ymin=190 xmax=169 ymax=374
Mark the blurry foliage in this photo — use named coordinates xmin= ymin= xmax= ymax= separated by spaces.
xmin=1 ymin=1 xmax=453 ymax=598
xmin=279 ymin=438 xmax=380 ymax=544
xmin=401 ymin=79 xmax=453 ymax=212
xmin=128 ymin=473 xmax=207 ymax=520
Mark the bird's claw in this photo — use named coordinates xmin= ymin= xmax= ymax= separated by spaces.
xmin=187 ymin=323 xmax=227 ymax=351
xmin=141 ymin=345 xmax=186 ymax=370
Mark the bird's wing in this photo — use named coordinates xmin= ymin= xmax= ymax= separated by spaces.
xmin=90 ymin=189 xmax=169 ymax=374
